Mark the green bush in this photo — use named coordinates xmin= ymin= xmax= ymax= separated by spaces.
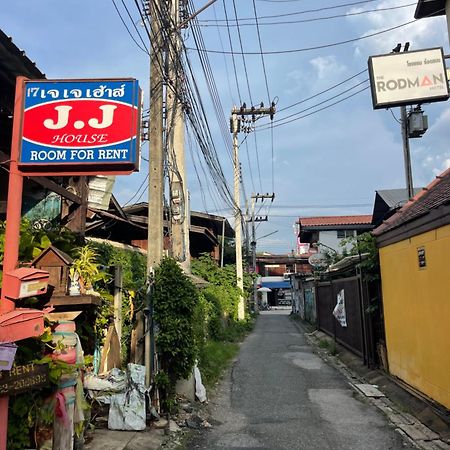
xmin=153 ymin=258 xmax=199 ymax=411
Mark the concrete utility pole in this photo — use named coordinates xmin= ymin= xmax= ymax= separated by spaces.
xmin=394 ymin=42 xmax=415 ymax=200
xmin=250 ymin=193 xmax=274 ymax=313
xmin=145 ymin=0 xmax=165 ymax=388
xmin=400 ymin=105 xmax=414 ymax=200
xmin=168 ymin=0 xmax=190 ymax=272
xmin=230 ymin=104 xmax=275 ymax=320
xmin=231 ymin=112 xmax=245 ymax=320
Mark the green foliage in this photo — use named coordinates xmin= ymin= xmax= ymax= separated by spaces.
xmin=7 ymin=327 xmax=79 ymax=450
xmin=86 ymin=241 xmax=147 ymax=362
xmin=0 ymin=219 xmax=78 ymax=283
xmin=152 ymin=257 xmax=198 ymax=411
xmin=197 ymin=341 xmax=239 ymax=389
xmin=70 ymin=245 xmax=108 ymax=291
xmin=7 ymin=393 xmax=54 ymax=450
xmin=191 ymin=254 xmax=254 ymax=340
xmin=340 ymin=232 xmax=380 ymax=280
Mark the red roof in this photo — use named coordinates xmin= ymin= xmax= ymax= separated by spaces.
xmin=298 ymin=215 xmax=373 ymax=227
xmin=373 ymin=167 xmax=450 ymax=236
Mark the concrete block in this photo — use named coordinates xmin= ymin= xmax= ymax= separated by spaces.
xmin=398 ymin=423 xmax=440 ymax=441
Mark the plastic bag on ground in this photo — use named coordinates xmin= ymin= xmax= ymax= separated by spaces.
xmin=84 ymin=368 xmax=126 ymax=403
xmin=108 ymin=389 xmax=146 ymax=431
xmin=194 ymin=364 xmax=207 ymax=403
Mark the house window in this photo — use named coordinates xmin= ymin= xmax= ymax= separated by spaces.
xmin=337 ymin=230 xmax=354 ymax=238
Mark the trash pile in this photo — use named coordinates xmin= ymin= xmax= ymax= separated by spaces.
xmin=84 ymin=364 xmax=148 ymax=431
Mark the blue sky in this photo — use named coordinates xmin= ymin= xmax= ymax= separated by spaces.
xmin=2 ymin=1 xmax=449 ymax=253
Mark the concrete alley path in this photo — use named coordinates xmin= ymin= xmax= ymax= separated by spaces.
xmin=185 ymin=310 xmax=412 ymax=450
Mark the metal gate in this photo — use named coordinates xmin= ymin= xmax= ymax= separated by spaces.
xmin=316 ymin=276 xmax=364 ymax=358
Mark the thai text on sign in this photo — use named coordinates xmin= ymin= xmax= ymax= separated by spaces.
xmin=19 ymin=79 xmax=141 ymax=170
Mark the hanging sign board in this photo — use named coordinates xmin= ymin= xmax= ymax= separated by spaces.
xmin=17 ymin=78 xmax=142 ymax=175
xmin=368 ymin=47 xmax=449 ymax=109
xmin=0 ymin=363 xmax=49 ymax=396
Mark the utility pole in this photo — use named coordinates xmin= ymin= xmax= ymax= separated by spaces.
xmin=400 ymin=105 xmax=414 ymax=200
xmin=230 ymin=103 xmax=275 ymax=319
xmin=231 ymin=112 xmax=245 ymax=320
xmin=393 ymin=42 xmax=414 ymax=200
xmin=168 ymin=0 xmax=190 ymax=271
xmin=145 ymin=0 xmax=165 ymax=388
xmin=250 ymin=193 xmax=274 ymax=313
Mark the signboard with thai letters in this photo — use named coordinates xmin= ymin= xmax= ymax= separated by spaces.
xmin=18 ymin=78 xmax=142 ymax=175
xmin=0 ymin=363 xmax=49 ymax=396
xmin=368 ymin=47 xmax=449 ymax=109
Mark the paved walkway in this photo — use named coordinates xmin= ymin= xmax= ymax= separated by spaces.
xmin=84 ymin=428 xmax=165 ymax=450
xmin=186 ymin=310 xmax=413 ymax=450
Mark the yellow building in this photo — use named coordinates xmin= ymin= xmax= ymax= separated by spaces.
xmin=373 ymin=169 xmax=450 ymax=410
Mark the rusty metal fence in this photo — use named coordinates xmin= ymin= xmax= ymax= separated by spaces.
xmin=316 ymin=276 xmax=365 ymax=359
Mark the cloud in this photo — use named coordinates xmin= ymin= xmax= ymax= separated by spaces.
xmin=347 ymin=1 xmax=448 ymax=57
xmin=310 ymin=55 xmax=347 ymax=80
xmin=410 ymin=106 xmax=450 ymax=183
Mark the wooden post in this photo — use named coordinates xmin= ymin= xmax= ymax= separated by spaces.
xmin=0 ymin=76 xmax=25 ymax=450
xmin=114 ymin=265 xmax=123 ymax=345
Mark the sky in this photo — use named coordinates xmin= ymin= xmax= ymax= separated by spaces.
xmin=1 ymin=0 xmax=449 ymax=254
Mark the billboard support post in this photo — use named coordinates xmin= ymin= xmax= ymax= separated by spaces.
xmin=400 ymin=104 xmax=414 ymax=200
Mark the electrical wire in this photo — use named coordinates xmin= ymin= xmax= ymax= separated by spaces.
xmin=231 ymin=0 xmax=254 ymax=105
xmin=268 ymin=78 xmax=369 ymax=126
xmin=111 ymin=0 xmax=150 ymax=55
xmin=200 ymin=0 xmax=381 ymax=22
xmin=258 ymin=86 xmax=370 ymax=130
xmin=199 ymin=3 xmax=415 ymax=26
xmin=186 ymin=18 xmax=424 ymax=55
xmin=222 ymin=0 xmax=243 ymax=104
xmin=279 ymin=69 xmax=368 ymax=113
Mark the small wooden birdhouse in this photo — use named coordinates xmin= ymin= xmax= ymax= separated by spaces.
xmin=31 ymin=246 xmax=73 ymax=295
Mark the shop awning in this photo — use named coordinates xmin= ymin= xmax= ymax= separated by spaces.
xmin=261 ymin=281 xmax=291 ymax=289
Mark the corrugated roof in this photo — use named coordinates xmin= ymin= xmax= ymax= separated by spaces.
xmin=299 ymin=215 xmax=373 ymax=227
xmin=373 ymin=168 xmax=450 ymax=236
xmin=375 ymin=188 xmax=422 ymax=209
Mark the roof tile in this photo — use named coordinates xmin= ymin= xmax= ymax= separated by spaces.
xmin=299 ymin=215 xmax=373 ymax=227
xmin=373 ymin=167 xmax=450 ymax=236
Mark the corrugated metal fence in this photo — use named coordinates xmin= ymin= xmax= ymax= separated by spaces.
xmin=316 ymin=276 xmax=366 ymax=360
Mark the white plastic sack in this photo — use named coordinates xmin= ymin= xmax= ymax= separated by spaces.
xmin=108 ymin=389 xmax=146 ymax=431
xmin=84 ymin=368 xmax=127 ymax=403
xmin=128 ymin=363 xmax=146 ymax=394
xmin=194 ymin=364 xmax=207 ymax=403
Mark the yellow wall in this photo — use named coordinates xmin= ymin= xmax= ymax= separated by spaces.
xmin=379 ymin=225 xmax=450 ymax=409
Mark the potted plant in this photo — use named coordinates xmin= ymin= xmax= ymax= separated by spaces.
xmin=69 ymin=246 xmax=103 ymax=296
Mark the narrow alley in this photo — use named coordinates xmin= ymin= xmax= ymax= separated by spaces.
xmin=186 ymin=310 xmax=412 ymax=450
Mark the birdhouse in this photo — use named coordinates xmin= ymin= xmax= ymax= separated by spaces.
xmin=31 ymin=246 xmax=73 ymax=295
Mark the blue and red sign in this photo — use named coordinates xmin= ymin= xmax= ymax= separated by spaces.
xmin=18 ymin=79 xmax=142 ymax=175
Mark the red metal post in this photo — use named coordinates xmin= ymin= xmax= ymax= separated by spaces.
xmin=0 ymin=76 xmax=26 ymax=449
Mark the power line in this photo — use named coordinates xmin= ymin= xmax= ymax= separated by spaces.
xmin=186 ymin=18 xmax=422 ymax=55
xmin=258 ymin=86 xmax=370 ymax=130
xmin=252 ymin=0 xmax=271 ymax=104
xmin=232 ymin=0 xmax=254 ymax=105
xmin=198 ymin=3 xmax=415 ymax=27
xmin=279 ymin=69 xmax=368 ymax=113
xmin=111 ymin=0 xmax=149 ymax=55
xmin=269 ymin=78 xmax=369 ymax=126
xmin=200 ymin=0 xmax=381 ymax=22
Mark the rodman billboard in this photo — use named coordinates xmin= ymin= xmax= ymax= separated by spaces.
xmin=18 ymin=78 xmax=142 ymax=175
xmin=368 ymin=47 xmax=449 ymax=109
